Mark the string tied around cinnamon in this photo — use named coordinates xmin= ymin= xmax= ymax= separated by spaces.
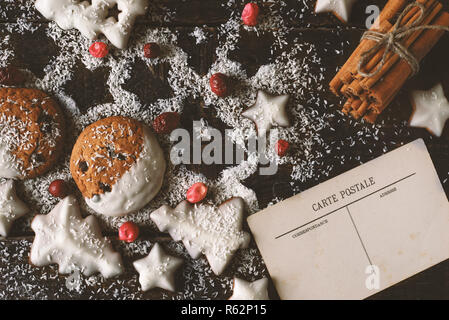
xmin=358 ymin=1 xmax=449 ymax=78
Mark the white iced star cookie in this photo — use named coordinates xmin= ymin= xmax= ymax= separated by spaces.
xmin=133 ymin=243 xmax=183 ymax=292
xmin=410 ymin=83 xmax=449 ymax=137
xmin=150 ymin=198 xmax=251 ymax=275
xmin=35 ymin=0 xmax=149 ymax=49
xmin=229 ymin=277 xmax=270 ymax=300
xmin=0 ymin=180 xmax=29 ymax=237
xmin=242 ymin=90 xmax=290 ymax=138
xmin=315 ymin=0 xmax=357 ymax=23
xmin=30 ymin=196 xmax=123 ymax=278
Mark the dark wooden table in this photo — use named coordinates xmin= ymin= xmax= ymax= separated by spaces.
xmin=0 ymin=0 xmax=448 ymax=300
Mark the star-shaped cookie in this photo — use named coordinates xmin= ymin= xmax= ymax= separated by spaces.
xmin=0 ymin=180 xmax=29 ymax=237
xmin=229 ymin=277 xmax=270 ymax=300
xmin=242 ymin=90 xmax=290 ymax=138
xmin=315 ymin=0 xmax=357 ymax=23
xmin=410 ymin=83 xmax=449 ymax=137
xmin=133 ymin=243 xmax=183 ymax=292
xmin=150 ymin=198 xmax=251 ymax=275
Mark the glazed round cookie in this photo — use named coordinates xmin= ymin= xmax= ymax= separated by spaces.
xmin=70 ymin=116 xmax=166 ymax=217
xmin=0 ymin=88 xmax=65 ymax=179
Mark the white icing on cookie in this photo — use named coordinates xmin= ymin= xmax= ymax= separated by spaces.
xmin=315 ymin=0 xmax=357 ymax=23
xmin=150 ymin=198 xmax=251 ymax=275
xmin=0 ymin=115 xmax=29 ymax=179
xmin=85 ymin=126 xmax=166 ymax=217
xmin=0 ymin=180 xmax=29 ymax=237
xmin=0 ymin=146 xmax=21 ymax=179
xmin=410 ymin=83 xmax=449 ymax=137
xmin=133 ymin=243 xmax=183 ymax=292
xmin=30 ymin=195 xmax=123 ymax=278
xmin=35 ymin=0 xmax=149 ymax=49
xmin=229 ymin=277 xmax=270 ymax=300
xmin=242 ymin=90 xmax=290 ymax=138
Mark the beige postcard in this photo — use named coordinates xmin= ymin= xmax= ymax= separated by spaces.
xmin=248 ymin=139 xmax=449 ymax=300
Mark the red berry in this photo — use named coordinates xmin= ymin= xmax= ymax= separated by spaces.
xmin=153 ymin=112 xmax=181 ymax=134
xmin=242 ymin=3 xmax=260 ymax=26
xmin=119 ymin=222 xmax=140 ymax=243
xmin=143 ymin=42 xmax=161 ymax=59
xmin=0 ymin=66 xmax=25 ymax=86
xmin=49 ymin=179 xmax=67 ymax=198
xmin=209 ymin=73 xmax=229 ymax=97
xmin=186 ymin=182 xmax=208 ymax=204
xmin=275 ymin=139 xmax=289 ymax=157
xmin=89 ymin=42 xmax=108 ymax=58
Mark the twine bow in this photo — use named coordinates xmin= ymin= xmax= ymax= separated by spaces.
xmin=358 ymin=1 xmax=449 ymax=78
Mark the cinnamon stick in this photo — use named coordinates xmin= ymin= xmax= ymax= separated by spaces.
xmin=358 ymin=0 xmax=435 ymax=75
xmin=344 ymin=0 xmax=436 ymax=98
xmin=357 ymin=100 xmax=370 ymax=116
xmin=340 ymin=19 xmax=393 ymax=84
xmin=350 ymin=99 xmax=362 ymax=111
xmin=361 ymin=0 xmax=442 ymax=91
xmin=340 ymin=83 xmax=351 ymax=97
xmin=370 ymin=11 xmax=449 ymax=113
xmin=329 ymin=0 xmax=409 ymax=94
xmin=363 ymin=109 xmax=379 ymax=123
xmin=350 ymin=100 xmax=370 ymax=119
xmin=331 ymin=0 xmax=449 ymax=123
xmin=342 ymin=99 xmax=354 ymax=114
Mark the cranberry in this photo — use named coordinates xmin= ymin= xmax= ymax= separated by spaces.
xmin=48 ymin=179 xmax=67 ymax=198
xmin=152 ymin=112 xmax=181 ymax=134
xmin=89 ymin=42 xmax=109 ymax=58
xmin=209 ymin=73 xmax=229 ymax=97
xmin=242 ymin=3 xmax=260 ymax=26
xmin=143 ymin=43 xmax=161 ymax=59
xmin=186 ymin=182 xmax=208 ymax=204
xmin=275 ymin=139 xmax=289 ymax=157
xmin=119 ymin=222 xmax=140 ymax=243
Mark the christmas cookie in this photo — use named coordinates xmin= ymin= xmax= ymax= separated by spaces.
xmin=410 ymin=83 xmax=449 ymax=137
xmin=70 ymin=116 xmax=166 ymax=217
xmin=150 ymin=198 xmax=251 ymax=275
xmin=242 ymin=90 xmax=290 ymax=138
xmin=229 ymin=277 xmax=270 ymax=300
xmin=0 ymin=88 xmax=65 ymax=180
xmin=0 ymin=179 xmax=29 ymax=237
xmin=30 ymin=196 xmax=123 ymax=278
xmin=35 ymin=0 xmax=149 ymax=49
xmin=133 ymin=243 xmax=183 ymax=292
xmin=315 ymin=0 xmax=357 ymax=23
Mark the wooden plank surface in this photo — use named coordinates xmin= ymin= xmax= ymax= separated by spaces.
xmin=0 ymin=0 xmax=448 ymax=300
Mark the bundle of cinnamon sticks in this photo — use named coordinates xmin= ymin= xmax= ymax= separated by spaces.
xmin=330 ymin=0 xmax=449 ymax=123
